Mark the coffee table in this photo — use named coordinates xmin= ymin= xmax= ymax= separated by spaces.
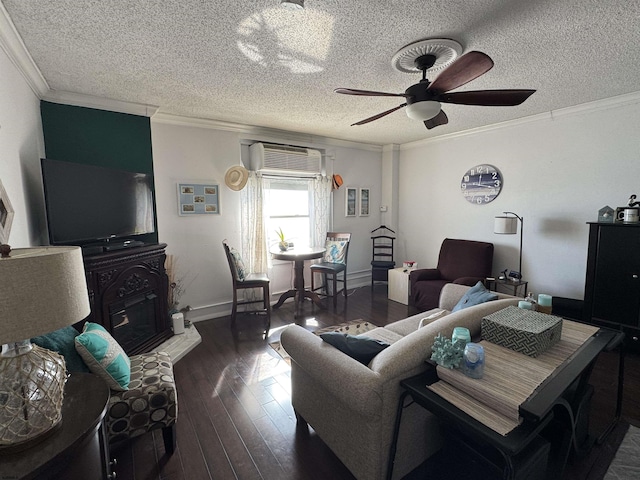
xmin=386 ymin=326 xmax=622 ymax=480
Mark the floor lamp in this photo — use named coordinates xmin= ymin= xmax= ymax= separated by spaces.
xmin=0 ymin=245 xmax=90 ymax=448
xmin=494 ymin=212 xmax=524 ymax=280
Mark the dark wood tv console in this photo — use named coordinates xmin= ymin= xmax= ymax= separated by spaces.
xmin=80 ymin=243 xmax=172 ymax=355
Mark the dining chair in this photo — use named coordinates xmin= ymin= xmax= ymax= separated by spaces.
xmin=222 ymin=240 xmax=271 ymax=338
xmin=310 ymin=232 xmax=351 ymax=309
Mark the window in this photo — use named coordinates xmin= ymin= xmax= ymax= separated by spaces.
xmin=264 ymin=177 xmax=312 ymax=249
xmin=240 ymin=172 xmax=331 ymax=274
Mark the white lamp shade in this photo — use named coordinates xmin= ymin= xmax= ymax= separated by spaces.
xmin=405 ymin=101 xmax=441 ymax=121
xmin=494 ymin=216 xmax=518 ymax=234
xmin=0 ymin=246 xmax=90 ymax=344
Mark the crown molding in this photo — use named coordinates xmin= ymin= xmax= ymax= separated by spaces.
xmin=401 ymin=90 xmax=640 ymax=151
xmin=152 ymin=112 xmax=383 ymax=152
xmin=42 ymin=90 xmax=158 ymax=117
xmin=550 ymin=90 xmax=640 ymax=118
xmin=0 ymin=2 xmax=48 ymax=96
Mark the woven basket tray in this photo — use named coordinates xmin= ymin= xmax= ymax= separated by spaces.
xmin=481 ymin=306 xmax=563 ymax=357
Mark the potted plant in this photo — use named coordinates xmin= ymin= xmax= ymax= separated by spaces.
xmin=276 ymin=227 xmax=288 ymax=251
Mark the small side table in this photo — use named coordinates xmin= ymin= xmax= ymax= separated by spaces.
xmin=0 ymin=373 xmax=112 ymax=480
xmin=487 ymin=278 xmax=529 ymax=298
xmin=388 ymin=267 xmax=412 ymax=305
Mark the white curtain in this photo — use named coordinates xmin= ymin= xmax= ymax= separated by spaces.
xmin=240 ymin=172 xmax=268 ymax=274
xmin=312 ymin=175 xmax=332 ymax=247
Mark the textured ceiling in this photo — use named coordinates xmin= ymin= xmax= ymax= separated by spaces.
xmin=3 ymin=0 xmax=640 ymax=145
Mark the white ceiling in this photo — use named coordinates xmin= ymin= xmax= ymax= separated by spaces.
xmin=3 ymin=0 xmax=640 ymax=146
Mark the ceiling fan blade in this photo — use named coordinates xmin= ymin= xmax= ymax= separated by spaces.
xmin=351 ymin=103 xmax=408 ymax=125
xmin=335 ymin=88 xmax=406 ymax=98
xmin=424 ymin=110 xmax=448 ymax=130
xmin=428 ymin=51 xmax=494 ymax=93
xmin=438 ymin=89 xmax=536 ymax=106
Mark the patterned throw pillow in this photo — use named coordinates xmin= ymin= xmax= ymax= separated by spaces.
xmin=323 ymin=240 xmax=347 ymax=264
xmin=230 ymin=247 xmax=247 ymax=281
xmin=75 ymin=322 xmax=131 ymax=391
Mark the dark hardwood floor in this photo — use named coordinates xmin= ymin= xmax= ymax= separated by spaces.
xmin=110 ymin=285 xmax=640 ymax=480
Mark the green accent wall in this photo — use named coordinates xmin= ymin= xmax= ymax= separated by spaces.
xmin=40 ymin=101 xmax=158 ymax=243
xmin=41 ymin=101 xmax=153 ymax=172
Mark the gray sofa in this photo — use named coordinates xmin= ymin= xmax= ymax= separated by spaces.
xmin=280 ymin=283 xmax=520 ymax=480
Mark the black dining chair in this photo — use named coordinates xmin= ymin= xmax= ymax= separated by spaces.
xmin=222 ymin=240 xmax=271 ymax=338
xmin=310 ymin=232 xmax=351 ymax=309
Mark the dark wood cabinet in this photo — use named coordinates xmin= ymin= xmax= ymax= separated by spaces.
xmin=583 ymin=222 xmax=640 ymax=346
xmin=81 ymin=243 xmax=172 ymax=355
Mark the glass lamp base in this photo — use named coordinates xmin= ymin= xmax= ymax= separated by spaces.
xmin=0 ymin=341 xmax=67 ymax=447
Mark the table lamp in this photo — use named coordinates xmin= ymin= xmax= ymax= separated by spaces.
xmin=0 ymin=244 xmax=90 ymax=448
xmin=494 ymin=211 xmax=524 ymax=280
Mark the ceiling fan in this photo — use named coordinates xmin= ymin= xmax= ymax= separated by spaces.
xmin=335 ymin=41 xmax=535 ymax=130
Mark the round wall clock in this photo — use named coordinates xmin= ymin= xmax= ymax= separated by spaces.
xmin=461 ymin=164 xmax=503 ymax=205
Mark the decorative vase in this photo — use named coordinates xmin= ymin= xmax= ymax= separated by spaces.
xmin=279 ymin=241 xmax=288 ymax=252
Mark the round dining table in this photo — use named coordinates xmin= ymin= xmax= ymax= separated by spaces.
xmin=270 ymin=246 xmax=326 ymax=318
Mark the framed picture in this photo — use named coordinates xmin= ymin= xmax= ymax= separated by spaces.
xmin=0 ymin=179 xmax=14 ymax=244
xmin=178 ymin=183 xmax=219 ymax=215
xmin=359 ymin=188 xmax=370 ymax=216
xmin=345 ymin=187 xmax=357 ymax=217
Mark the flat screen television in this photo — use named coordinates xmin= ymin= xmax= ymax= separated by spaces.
xmin=41 ymin=158 xmax=156 ymax=247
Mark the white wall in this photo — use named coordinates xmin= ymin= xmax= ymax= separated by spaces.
xmin=151 ymin=117 xmax=383 ymax=321
xmin=398 ymin=94 xmax=640 ymax=299
xmin=0 ymin=47 xmax=45 ymax=248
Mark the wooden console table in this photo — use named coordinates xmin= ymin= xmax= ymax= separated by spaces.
xmin=386 ymin=324 xmax=622 ymax=480
xmin=0 ymin=373 xmax=112 ymax=480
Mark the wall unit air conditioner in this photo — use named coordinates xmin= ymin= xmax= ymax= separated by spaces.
xmin=249 ymin=142 xmax=322 ymax=176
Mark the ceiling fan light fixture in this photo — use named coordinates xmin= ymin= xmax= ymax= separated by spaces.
xmin=280 ymin=0 xmax=304 ymax=9
xmin=406 ymin=101 xmax=441 ymax=121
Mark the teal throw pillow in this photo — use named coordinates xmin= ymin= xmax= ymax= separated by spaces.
xmin=32 ymin=325 xmax=89 ymax=373
xmin=451 ymin=281 xmax=498 ymax=312
xmin=230 ymin=247 xmax=247 ymax=281
xmin=323 ymin=240 xmax=347 ymax=264
xmin=75 ymin=322 xmax=130 ymax=391
xmin=320 ymin=332 xmax=390 ymax=365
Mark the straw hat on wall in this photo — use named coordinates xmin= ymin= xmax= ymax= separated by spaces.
xmin=224 ymin=166 xmax=249 ymax=191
